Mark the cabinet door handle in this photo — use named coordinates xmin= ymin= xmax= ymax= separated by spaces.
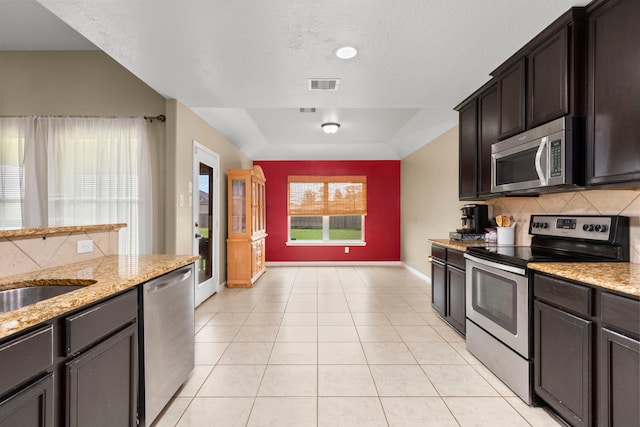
xmin=147 ymin=269 xmax=192 ymax=293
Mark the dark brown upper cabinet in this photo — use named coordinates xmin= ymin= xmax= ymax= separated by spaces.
xmin=497 ymin=59 xmax=526 ymax=139
xmin=586 ymin=0 xmax=640 ymax=186
xmin=455 ymin=81 xmax=497 ymax=200
xmin=478 ymin=83 xmax=499 ymax=196
xmin=456 ymin=7 xmax=586 ymax=200
xmin=458 ymin=99 xmax=478 ymax=200
xmin=491 ymin=8 xmax=586 ymax=139
xmin=527 ymin=27 xmax=569 ymax=127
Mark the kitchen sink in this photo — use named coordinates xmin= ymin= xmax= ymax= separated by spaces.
xmin=0 ymin=279 xmax=96 ymax=313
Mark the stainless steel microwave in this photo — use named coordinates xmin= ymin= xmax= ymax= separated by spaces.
xmin=491 ymin=117 xmax=581 ymax=194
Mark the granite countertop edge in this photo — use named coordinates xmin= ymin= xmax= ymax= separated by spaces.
xmin=0 ymin=223 xmax=127 ymax=238
xmin=528 ymin=262 xmax=640 ymax=298
xmin=0 ymin=254 xmax=199 ymax=340
xmin=429 ymin=238 xmax=640 ymax=298
xmin=428 ymin=238 xmax=492 ymax=252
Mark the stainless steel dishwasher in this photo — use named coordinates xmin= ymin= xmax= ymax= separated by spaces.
xmin=139 ymin=264 xmax=195 ymax=426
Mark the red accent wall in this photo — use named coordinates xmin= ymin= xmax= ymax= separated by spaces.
xmin=254 ymin=160 xmax=401 ymax=262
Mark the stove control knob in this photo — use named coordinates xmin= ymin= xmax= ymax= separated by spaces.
xmin=595 ymin=224 xmax=608 ymax=233
xmin=587 ymin=224 xmax=595 ymax=232
xmin=583 ymin=224 xmax=590 ymax=231
xmin=541 ymin=222 xmax=548 ymax=228
xmin=532 ymin=222 xmax=539 ymax=228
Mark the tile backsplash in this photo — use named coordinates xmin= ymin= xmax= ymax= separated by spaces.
xmin=0 ymin=229 xmax=119 ymax=278
xmin=489 ymin=189 xmax=640 ymax=263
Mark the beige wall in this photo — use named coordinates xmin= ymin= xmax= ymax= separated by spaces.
xmin=165 ymin=99 xmax=252 ymax=282
xmin=0 ymin=51 xmax=165 ymax=117
xmin=0 ymin=51 xmax=253 ymax=285
xmin=401 ymin=126 xmax=463 ymax=276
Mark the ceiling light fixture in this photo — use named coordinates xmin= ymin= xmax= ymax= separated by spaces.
xmin=321 ymin=122 xmax=340 ymax=134
xmin=335 ymin=46 xmax=358 ymax=59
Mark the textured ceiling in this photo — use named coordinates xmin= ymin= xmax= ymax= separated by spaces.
xmin=1 ymin=0 xmax=590 ymax=160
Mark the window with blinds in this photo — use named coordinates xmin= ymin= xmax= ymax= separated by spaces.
xmin=0 ymin=121 xmax=25 ymax=229
xmin=288 ymin=176 xmax=367 ymax=244
xmin=288 ymin=176 xmax=367 ymax=216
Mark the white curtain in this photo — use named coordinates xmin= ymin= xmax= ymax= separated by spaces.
xmin=43 ymin=117 xmax=153 ymax=254
xmin=0 ymin=117 xmax=46 ymax=228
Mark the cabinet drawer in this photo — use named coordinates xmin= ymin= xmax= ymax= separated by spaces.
xmin=534 ymin=274 xmax=592 ymax=317
xmin=601 ymin=293 xmax=640 ymax=338
xmin=65 ymin=289 xmax=137 ymax=356
xmin=0 ymin=325 xmax=53 ymax=397
xmin=447 ymin=250 xmax=466 ymax=270
xmin=431 ymin=245 xmax=446 ymax=262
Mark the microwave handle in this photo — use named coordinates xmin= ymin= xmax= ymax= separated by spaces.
xmin=535 ymin=136 xmax=548 ymax=186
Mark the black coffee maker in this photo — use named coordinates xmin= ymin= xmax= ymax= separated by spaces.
xmin=458 ymin=204 xmax=489 ymax=234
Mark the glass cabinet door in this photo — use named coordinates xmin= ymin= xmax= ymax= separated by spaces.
xmin=231 ymin=179 xmax=246 ymax=234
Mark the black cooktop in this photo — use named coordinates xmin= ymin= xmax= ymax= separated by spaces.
xmin=465 ymin=245 xmax=610 ymax=269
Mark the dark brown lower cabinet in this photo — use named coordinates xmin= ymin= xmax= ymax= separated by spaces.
xmin=431 ymin=258 xmax=446 ymax=317
xmin=599 ymin=328 xmax=640 ymax=427
xmin=65 ymin=323 xmax=138 ymax=427
xmin=446 ymin=266 xmax=466 ymax=335
xmin=430 ymin=245 xmax=466 ymax=336
xmin=534 ymin=300 xmax=592 ymax=427
xmin=0 ymin=375 xmax=54 ymax=427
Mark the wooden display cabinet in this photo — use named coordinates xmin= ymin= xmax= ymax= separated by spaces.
xmin=226 ymin=165 xmax=267 ymax=288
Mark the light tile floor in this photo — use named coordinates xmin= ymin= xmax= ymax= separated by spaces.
xmin=152 ymin=266 xmax=563 ymax=427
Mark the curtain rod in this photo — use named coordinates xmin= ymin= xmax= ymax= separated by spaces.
xmin=1 ymin=114 xmax=166 ymax=123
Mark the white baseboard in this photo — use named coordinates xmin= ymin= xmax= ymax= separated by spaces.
xmin=266 ymin=261 xmax=403 ymax=267
xmin=402 ymin=263 xmax=431 ymax=283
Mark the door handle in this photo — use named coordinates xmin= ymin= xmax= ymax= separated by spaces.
xmin=195 ymin=233 xmax=202 ymax=239
xmin=535 ymin=137 xmax=548 ymax=186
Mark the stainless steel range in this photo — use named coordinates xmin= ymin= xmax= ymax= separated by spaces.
xmin=464 ymin=215 xmax=630 ymax=405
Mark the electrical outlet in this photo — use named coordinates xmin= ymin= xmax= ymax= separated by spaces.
xmin=344 ymin=246 xmax=350 ymax=254
xmin=77 ymin=240 xmax=93 ymax=254
xmin=76 ymin=268 xmax=93 ymax=279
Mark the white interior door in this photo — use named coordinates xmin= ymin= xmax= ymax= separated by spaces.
xmin=193 ymin=141 xmax=220 ymax=307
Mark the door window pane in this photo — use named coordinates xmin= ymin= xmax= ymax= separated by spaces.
xmin=198 ymin=163 xmax=213 ymax=283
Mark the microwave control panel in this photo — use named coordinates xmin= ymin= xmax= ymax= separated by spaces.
xmin=549 ymin=139 xmax=562 ymax=177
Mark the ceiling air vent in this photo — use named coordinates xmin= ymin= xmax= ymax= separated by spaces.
xmin=299 ymin=108 xmax=317 ymax=113
xmin=308 ymin=78 xmax=340 ymax=91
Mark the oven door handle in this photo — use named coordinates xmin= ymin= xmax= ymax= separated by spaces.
xmin=464 ymin=254 xmax=526 ymax=276
xmin=535 ymin=136 xmax=548 ymax=186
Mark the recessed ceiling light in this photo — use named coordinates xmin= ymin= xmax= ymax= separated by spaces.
xmin=336 ymin=46 xmax=358 ymax=60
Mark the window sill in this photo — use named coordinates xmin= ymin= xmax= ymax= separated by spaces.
xmin=286 ymin=241 xmax=367 ymax=247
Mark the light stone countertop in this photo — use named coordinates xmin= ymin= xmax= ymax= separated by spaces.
xmin=0 ymin=254 xmax=199 ymax=340
xmin=429 ymin=238 xmax=492 ymax=252
xmin=528 ymin=262 xmax=640 ymax=298
xmin=0 ymin=223 xmax=127 ymax=238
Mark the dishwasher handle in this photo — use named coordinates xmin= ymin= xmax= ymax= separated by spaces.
xmin=146 ymin=267 xmax=192 ymax=293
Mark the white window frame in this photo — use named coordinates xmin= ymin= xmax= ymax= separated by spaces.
xmin=286 ymin=214 xmax=367 ymax=247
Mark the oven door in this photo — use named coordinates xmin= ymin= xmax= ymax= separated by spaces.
xmin=465 ymin=254 xmax=530 ymax=358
